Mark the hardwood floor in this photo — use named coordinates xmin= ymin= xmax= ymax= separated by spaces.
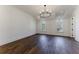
xmin=0 ymin=34 xmax=79 ymax=54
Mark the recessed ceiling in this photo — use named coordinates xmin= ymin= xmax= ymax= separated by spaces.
xmin=13 ymin=5 xmax=77 ymax=19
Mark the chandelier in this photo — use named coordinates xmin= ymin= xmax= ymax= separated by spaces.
xmin=40 ymin=5 xmax=52 ymax=18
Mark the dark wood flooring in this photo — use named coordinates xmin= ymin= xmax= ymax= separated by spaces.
xmin=0 ymin=34 xmax=79 ymax=54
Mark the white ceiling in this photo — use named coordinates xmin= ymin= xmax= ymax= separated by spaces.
xmin=13 ymin=5 xmax=76 ymax=19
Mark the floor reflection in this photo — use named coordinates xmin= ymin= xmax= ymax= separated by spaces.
xmin=53 ymin=37 xmax=68 ymax=53
xmin=39 ymin=35 xmax=48 ymax=48
xmin=37 ymin=35 xmax=73 ymax=53
xmin=54 ymin=37 xmax=66 ymax=46
xmin=38 ymin=35 xmax=49 ymax=53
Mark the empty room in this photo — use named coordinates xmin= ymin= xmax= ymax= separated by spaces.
xmin=0 ymin=5 xmax=79 ymax=54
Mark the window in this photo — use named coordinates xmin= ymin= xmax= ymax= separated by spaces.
xmin=56 ymin=18 xmax=64 ymax=32
xmin=40 ymin=19 xmax=46 ymax=32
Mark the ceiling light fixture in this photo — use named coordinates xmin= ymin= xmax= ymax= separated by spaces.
xmin=40 ymin=5 xmax=52 ymax=18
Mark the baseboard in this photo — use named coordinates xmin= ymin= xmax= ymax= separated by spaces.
xmin=19 ymin=33 xmax=37 ymax=39
xmin=36 ymin=33 xmax=74 ymax=39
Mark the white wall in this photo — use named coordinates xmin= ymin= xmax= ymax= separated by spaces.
xmin=74 ymin=6 xmax=79 ymax=42
xmin=0 ymin=6 xmax=36 ymax=46
xmin=36 ymin=17 xmax=72 ymax=37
